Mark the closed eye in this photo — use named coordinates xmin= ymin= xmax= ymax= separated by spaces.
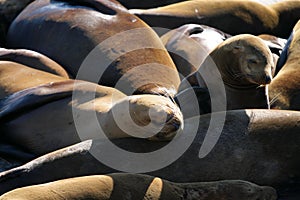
xmin=247 ymin=59 xmax=258 ymax=64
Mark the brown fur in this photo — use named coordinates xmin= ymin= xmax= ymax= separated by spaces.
xmin=130 ymin=0 xmax=300 ymax=38
xmin=269 ymin=20 xmax=300 ymax=110
xmin=7 ymin=0 xmax=180 ymax=96
xmin=182 ymin=34 xmax=274 ymax=110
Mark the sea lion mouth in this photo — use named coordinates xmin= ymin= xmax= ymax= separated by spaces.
xmin=148 ymin=114 xmax=183 ymax=141
xmin=245 ymin=74 xmax=272 ymax=86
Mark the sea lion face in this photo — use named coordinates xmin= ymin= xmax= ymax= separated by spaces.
xmin=236 ymin=36 xmax=275 ymax=86
xmin=223 ymin=35 xmax=274 ymax=86
xmin=111 ymin=94 xmax=183 ymax=141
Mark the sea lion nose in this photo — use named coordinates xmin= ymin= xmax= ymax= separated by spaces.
xmin=172 ymin=121 xmax=181 ymax=130
xmin=265 ymin=75 xmax=272 ymax=84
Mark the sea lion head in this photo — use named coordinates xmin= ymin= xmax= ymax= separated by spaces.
xmin=213 ymin=180 xmax=277 ymax=200
xmin=221 ymin=34 xmax=275 ymax=87
xmin=109 ymin=94 xmax=184 ymax=141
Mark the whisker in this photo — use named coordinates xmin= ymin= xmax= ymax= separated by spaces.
xmin=269 ymin=93 xmax=281 ymax=106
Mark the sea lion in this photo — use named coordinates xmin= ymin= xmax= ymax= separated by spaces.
xmin=161 ymin=24 xmax=231 ymax=78
xmin=269 ymin=20 xmax=300 ymax=110
xmin=161 ymin=25 xmax=284 ymax=79
xmin=0 ymin=109 xmax=299 ymax=194
xmin=181 ymin=34 xmax=274 ymax=111
xmin=0 ymin=173 xmax=277 ymax=200
xmin=130 ymin=0 xmax=300 ymax=38
xmin=7 ymin=0 xmax=180 ymax=96
xmin=0 ymin=79 xmax=183 ymax=155
xmin=0 ymin=48 xmax=69 ymax=78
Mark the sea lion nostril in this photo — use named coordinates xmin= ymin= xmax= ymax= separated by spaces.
xmin=265 ymin=75 xmax=272 ymax=84
xmin=189 ymin=26 xmax=204 ymax=35
xmin=165 ymin=114 xmax=174 ymax=123
xmin=170 ymin=120 xmax=181 ymax=132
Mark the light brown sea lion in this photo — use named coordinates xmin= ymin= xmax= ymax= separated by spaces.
xmin=161 ymin=24 xmax=231 ymax=78
xmin=130 ymin=0 xmax=300 ymax=38
xmin=0 ymin=173 xmax=277 ymax=200
xmin=181 ymin=34 xmax=274 ymax=111
xmin=0 ymin=61 xmax=66 ymax=99
xmin=0 ymin=48 xmax=69 ymax=78
xmin=269 ymin=20 xmax=300 ymax=110
xmin=0 ymin=79 xmax=183 ymax=155
xmin=0 ymin=109 xmax=299 ymax=195
xmin=7 ymin=0 xmax=180 ymax=96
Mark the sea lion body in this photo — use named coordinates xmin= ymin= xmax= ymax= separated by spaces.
xmin=269 ymin=20 xmax=300 ymax=110
xmin=270 ymin=0 xmax=300 ymax=38
xmin=130 ymin=0 xmax=300 ymax=38
xmin=182 ymin=34 xmax=274 ymax=111
xmin=7 ymin=0 xmax=180 ymax=96
xmin=0 ymin=109 xmax=299 ymax=194
xmin=258 ymin=34 xmax=287 ymax=71
xmin=0 ymin=173 xmax=277 ymax=200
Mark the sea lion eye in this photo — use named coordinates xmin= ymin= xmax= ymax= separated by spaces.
xmin=247 ymin=59 xmax=258 ymax=64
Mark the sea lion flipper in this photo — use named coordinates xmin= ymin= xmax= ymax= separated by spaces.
xmin=0 ymin=81 xmax=74 ymax=122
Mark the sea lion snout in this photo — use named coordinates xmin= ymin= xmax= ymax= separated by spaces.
xmin=259 ymin=186 xmax=278 ymax=200
xmin=265 ymin=74 xmax=272 ymax=84
xmin=113 ymin=95 xmax=183 ymax=141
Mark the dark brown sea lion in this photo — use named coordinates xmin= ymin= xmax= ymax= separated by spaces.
xmin=270 ymin=0 xmax=300 ymax=38
xmin=0 ymin=109 xmax=299 ymax=195
xmin=130 ymin=0 xmax=300 ymax=38
xmin=7 ymin=0 xmax=180 ymax=96
xmin=275 ymin=32 xmax=293 ymax=75
xmin=258 ymin=34 xmax=287 ymax=71
xmin=181 ymin=34 xmax=274 ymax=111
xmin=269 ymin=20 xmax=300 ymax=110
xmin=258 ymin=34 xmax=286 ymax=57
xmin=0 ymin=0 xmax=34 ymax=45
xmin=0 ymin=48 xmax=69 ymax=78
xmin=161 ymin=24 xmax=231 ymax=78
xmin=0 ymin=173 xmax=277 ymax=200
